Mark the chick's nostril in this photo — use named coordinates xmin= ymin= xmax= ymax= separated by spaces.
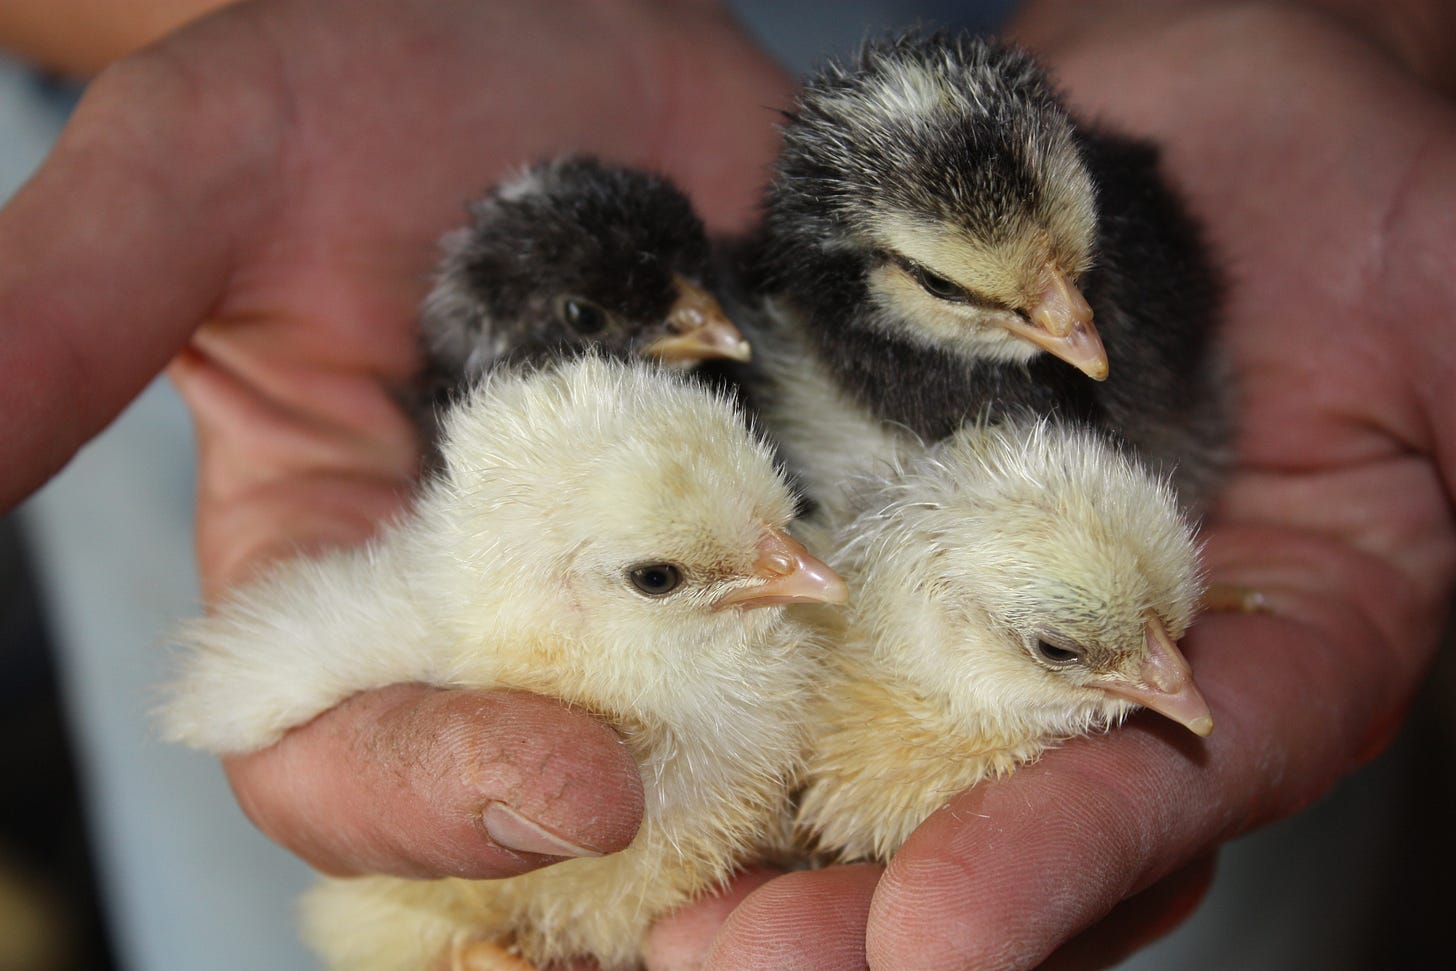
xmin=668 ymin=307 xmax=705 ymax=334
xmin=762 ymin=552 xmax=796 ymax=577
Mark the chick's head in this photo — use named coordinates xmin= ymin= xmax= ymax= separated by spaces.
xmin=419 ymin=357 xmax=844 ymax=708
xmin=766 ymin=31 xmax=1105 ymax=377
xmin=421 ymin=155 xmax=747 ymax=378
xmin=841 ymin=420 xmax=1209 ymax=743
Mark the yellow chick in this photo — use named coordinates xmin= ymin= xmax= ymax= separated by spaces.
xmin=796 ymin=419 xmax=1211 ymax=863
xmin=158 ymin=356 xmax=847 ymax=969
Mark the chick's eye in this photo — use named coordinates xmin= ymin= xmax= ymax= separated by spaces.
xmin=908 ymin=264 xmax=967 ymax=303
xmin=628 ymin=563 xmax=683 ymax=597
xmin=559 ymin=297 xmax=608 ymax=335
xmin=1031 ymin=639 xmax=1083 ymax=668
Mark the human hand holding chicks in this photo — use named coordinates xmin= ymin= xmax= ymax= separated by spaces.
xmin=147 ymin=14 xmax=1223 ymax=965
xmin=675 ymin=4 xmax=1456 ymax=969
xmin=0 ymin=0 xmax=792 ymax=891
xmin=4 ymin=1 xmax=1456 ymax=970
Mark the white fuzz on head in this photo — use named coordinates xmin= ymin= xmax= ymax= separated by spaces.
xmin=418 ymin=224 xmax=492 ymax=372
xmin=493 ymin=162 xmax=549 ymax=202
xmin=836 ymin=418 xmax=1203 ymax=742
xmin=772 ymin=33 xmax=1101 ymax=360
xmin=414 ymin=359 xmax=808 ymax=713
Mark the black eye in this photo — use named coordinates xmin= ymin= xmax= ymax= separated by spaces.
xmin=559 ymin=297 xmax=609 ymax=335
xmin=1031 ymin=638 xmax=1084 ymax=668
xmin=908 ymin=264 xmax=968 ymax=303
xmin=628 ymin=563 xmax=683 ymax=597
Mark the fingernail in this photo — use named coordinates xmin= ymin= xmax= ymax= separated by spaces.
xmin=482 ymin=802 xmax=603 ymax=859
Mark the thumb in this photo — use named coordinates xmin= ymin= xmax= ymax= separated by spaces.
xmin=225 ymin=684 xmax=645 ymax=879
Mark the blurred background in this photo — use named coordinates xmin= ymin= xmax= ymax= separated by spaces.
xmin=1 ymin=2 xmax=1451 ymax=969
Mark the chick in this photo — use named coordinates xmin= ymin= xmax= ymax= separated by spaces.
xmin=796 ymin=418 xmax=1211 ymax=863
xmin=738 ymin=30 xmax=1229 ymax=515
xmin=158 ymin=356 xmax=846 ymax=970
xmin=421 ymin=155 xmax=749 ymax=386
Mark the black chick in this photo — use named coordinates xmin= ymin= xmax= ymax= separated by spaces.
xmin=419 ymin=155 xmax=750 ymax=414
xmin=736 ymin=30 xmax=1230 ymax=514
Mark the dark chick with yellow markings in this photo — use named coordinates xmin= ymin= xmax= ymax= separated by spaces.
xmin=739 ymin=30 xmax=1230 ymax=515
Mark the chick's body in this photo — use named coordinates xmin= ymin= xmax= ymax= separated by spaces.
xmin=308 ymin=693 xmax=799 ymax=969
xmin=159 ymin=357 xmax=843 ymax=970
xmin=737 ymin=31 xmax=1229 ymax=515
xmin=796 ymin=420 xmax=1210 ymax=863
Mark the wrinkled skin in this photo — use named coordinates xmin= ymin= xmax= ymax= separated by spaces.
xmin=1 ymin=1 xmax=1453 ymax=969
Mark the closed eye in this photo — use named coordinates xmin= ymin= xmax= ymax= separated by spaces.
xmin=908 ymin=263 xmax=966 ymax=302
xmin=886 ymin=252 xmax=1001 ymax=310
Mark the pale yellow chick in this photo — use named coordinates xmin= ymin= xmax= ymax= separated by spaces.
xmin=157 ymin=356 xmax=846 ymax=970
xmin=796 ymin=419 xmax=1211 ymax=863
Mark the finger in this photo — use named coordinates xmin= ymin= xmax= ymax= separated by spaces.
xmin=645 ymin=867 xmax=783 ymax=971
xmin=224 ymin=684 xmax=644 ymax=879
xmin=0 ymin=18 xmax=282 ymax=511
xmin=1376 ymin=133 xmax=1456 ymax=498
xmin=865 ymin=720 xmax=1221 ymax=971
xmin=1038 ymin=855 xmax=1217 ymax=971
xmin=701 ymin=865 xmax=880 ymax=971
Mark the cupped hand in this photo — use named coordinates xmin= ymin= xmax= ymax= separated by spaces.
xmin=0 ymin=0 xmax=792 ymax=881
xmin=649 ymin=3 xmax=1456 ymax=968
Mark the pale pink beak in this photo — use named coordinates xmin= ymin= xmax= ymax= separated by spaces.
xmin=1000 ymin=261 xmax=1107 ymax=380
xmin=644 ymin=275 xmax=752 ymax=364
xmin=714 ymin=528 xmax=848 ymax=610
xmin=1095 ymin=614 xmax=1214 ymax=736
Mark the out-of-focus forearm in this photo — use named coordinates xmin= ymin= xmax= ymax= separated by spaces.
xmin=0 ymin=0 xmax=235 ymax=76
xmin=1012 ymin=0 xmax=1456 ymax=97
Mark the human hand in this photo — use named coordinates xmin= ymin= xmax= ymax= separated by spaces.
xmin=0 ymin=0 xmax=235 ymax=75
xmin=0 ymin=0 xmax=792 ymax=882
xmin=645 ymin=2 xmax=1456 ymax=968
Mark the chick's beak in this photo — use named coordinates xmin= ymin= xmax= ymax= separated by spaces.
xmin=1095 ymin=614 xmax=1214 ymax=737
xmin=1003 ymin=262 xmax=1107 ymax=381
xmin=714 ymin=528 xmax=849 ymax=610
xmin=645 ymin=276 xmax=752 ymax=364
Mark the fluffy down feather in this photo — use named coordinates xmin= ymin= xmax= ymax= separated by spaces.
xmin=157 ymin=356 xmax=841 ymax=970
xmin=796 ymin=418 xmax=1208 ymax=863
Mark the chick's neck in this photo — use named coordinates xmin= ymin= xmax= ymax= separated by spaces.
xmin=799 ymin=655 xmax=1054 ymax=862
